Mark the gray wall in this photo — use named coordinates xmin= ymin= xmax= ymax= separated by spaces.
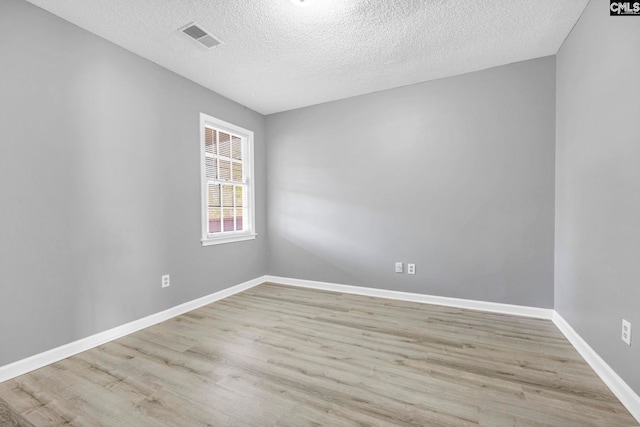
xmin=556 ymin=0 xmax=640 ymax=394
xmin=0 ymin=0 xmax=266 ymax=366
xmin=266 ymin=57 xmax=556 ymax=308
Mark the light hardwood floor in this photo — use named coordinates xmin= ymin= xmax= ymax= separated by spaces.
xmin=0 ymin=283 xmax=637 ymax=426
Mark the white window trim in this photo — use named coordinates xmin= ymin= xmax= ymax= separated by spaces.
xmin=200 ymin=113 xmax=256 ymax=246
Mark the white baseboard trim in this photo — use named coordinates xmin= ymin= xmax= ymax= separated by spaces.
xmin=3 ymin=274 xmax=636 ymax=424
xmin=0 ymin=276 xmax=266 ymax=384
xmin=552 ymin=312 xmax=640 ymax=423
xmin=264 ymin=275 xmax=553 ymax=320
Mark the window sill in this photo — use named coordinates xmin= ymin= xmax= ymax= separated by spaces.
xmin=201 ymin=233 xmax=257 ymax=246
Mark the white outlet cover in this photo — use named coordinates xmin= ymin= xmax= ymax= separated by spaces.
xmin=408 ymin=264 xmax=416 ymax=275
xmin=622 ymin=319 xmax=631 ymax=346
xmin=162 ymin=274 xmax=170 ymax=288
xmin=395 ymin=262 xmax=403 ymax=273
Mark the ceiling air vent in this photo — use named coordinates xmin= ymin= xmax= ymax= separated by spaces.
xmin=180 ymin=22 xmax=222 ymax=49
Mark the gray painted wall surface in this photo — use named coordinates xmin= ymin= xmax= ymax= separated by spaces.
xmin=555 ymin=0 xmax=640 ymax=394
xmin=266 ymin=57 xmax=556 ymax=308
xmin=0 ymin=0 xmax=266 ymax=366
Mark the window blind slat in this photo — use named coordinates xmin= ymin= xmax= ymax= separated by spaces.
xmin=232 ymin=136 xmax=242 ymax=160
xmin=232 ymin=161 xmax=243 ymax=182
xmin=205 ymin=128 xmax=216 ymax=155
xmin=205 ymin=157 xmax=217 ymax=179
xmin=222 ymin=184 xmax=234 ymax=207
xmin=208 ymin=183 xmax=221 ymax=207
xmin=235 ymin=185 xmax=243 ymax=208
xmin=219 ymin=160 xmax=231 ymax=181
xmin=219 ymin=132 xmax=231 ymax=158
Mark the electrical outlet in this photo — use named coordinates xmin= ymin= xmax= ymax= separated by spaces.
xmin=407 ymin=264 xmax=416 ymax=275
xmin=162 ymin=274 xmax=170 ymax=288
xmin=395 ymin=262 xmax=403 ymax=273
xmin=622 ymin=319 xmax=631 ymax=346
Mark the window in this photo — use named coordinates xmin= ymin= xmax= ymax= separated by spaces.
xmin=200 ymin=113 xmax=256 ymax=246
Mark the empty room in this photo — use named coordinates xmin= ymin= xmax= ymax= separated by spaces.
xmin=1 ymin=0 xmax=639 ymax=425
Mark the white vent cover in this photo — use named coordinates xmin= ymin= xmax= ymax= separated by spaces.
xmin=180 ymin=22 xmax=222 ymax=49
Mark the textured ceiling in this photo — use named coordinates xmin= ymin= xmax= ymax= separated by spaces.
xmin=25 ymin=0 xmax=589 ymax=114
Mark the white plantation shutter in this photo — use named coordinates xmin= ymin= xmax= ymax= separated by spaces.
xmin=200 ymin=114 xmax=254 ymax=244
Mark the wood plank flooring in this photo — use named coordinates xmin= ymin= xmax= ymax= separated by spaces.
xmin=0 ymin=283 xmax=637 ymax=426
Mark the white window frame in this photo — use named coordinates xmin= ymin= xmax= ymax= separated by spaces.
xmin=200 ymin=113 xmax=256 ymax=246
